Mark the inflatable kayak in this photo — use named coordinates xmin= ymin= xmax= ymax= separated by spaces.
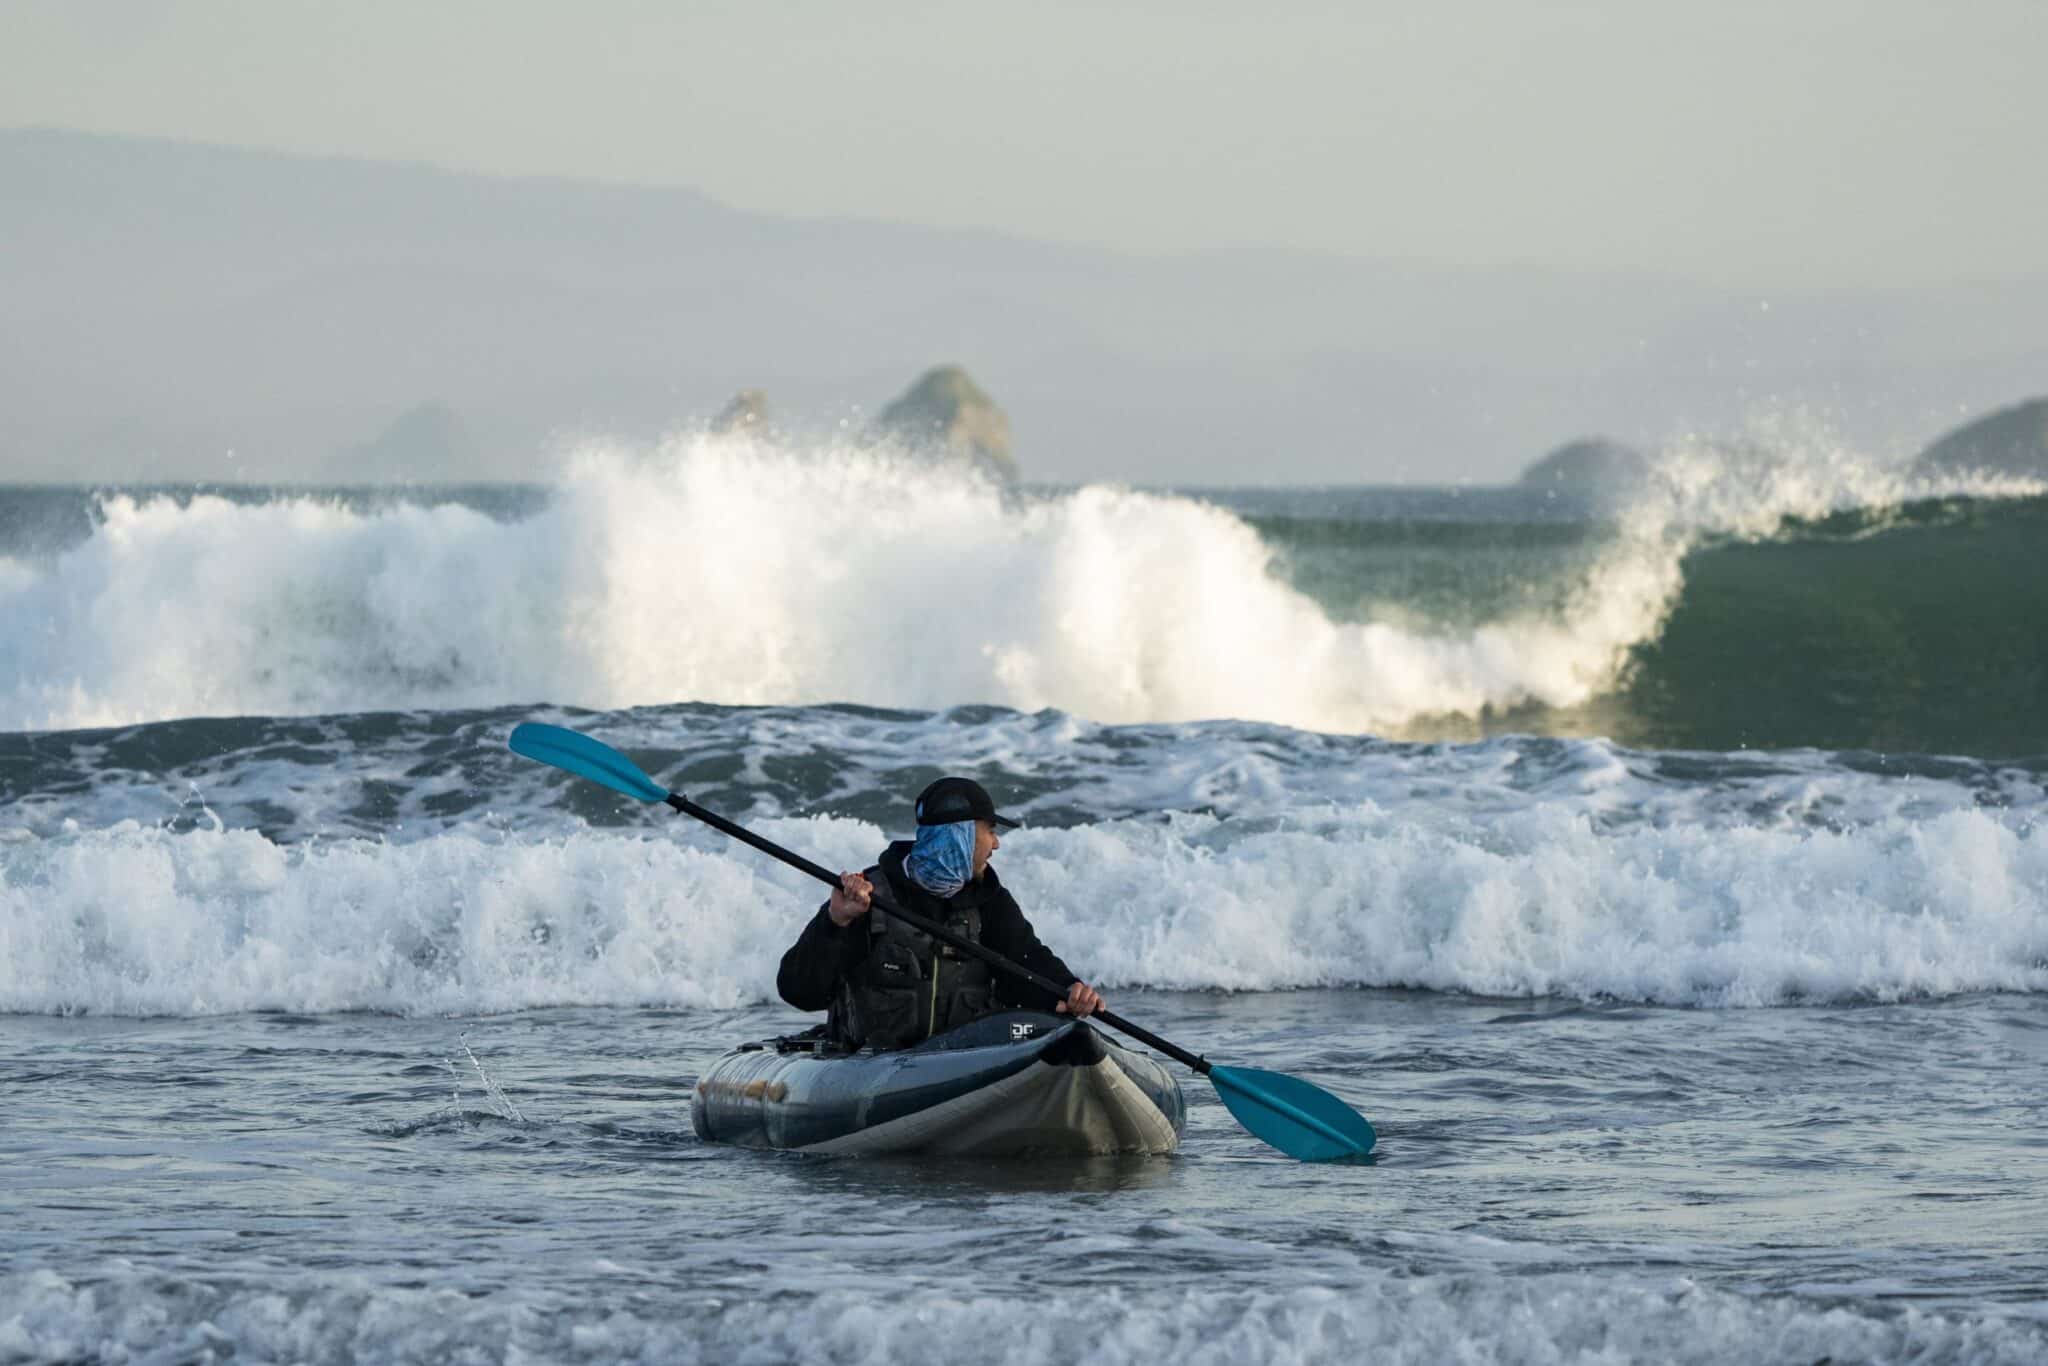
xmin=692 ymin=1011 xmax=1185 ymax=1156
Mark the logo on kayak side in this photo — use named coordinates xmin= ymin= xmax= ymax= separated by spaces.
xmin=1010 ymin=1023 xmax=1038 ymax=1039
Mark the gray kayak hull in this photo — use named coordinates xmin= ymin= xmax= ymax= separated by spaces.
xmin=691 ymin=1011 xmax=1185 ymax=1157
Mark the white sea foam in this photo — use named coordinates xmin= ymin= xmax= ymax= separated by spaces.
xmin=3 ymin=802 xmax=2040 ymax=1016
xmin=3 ymin=1262 xmax=2038 ymax=1366
xmin=5 ymin=428 xmax=2023 ymax=734
xmin=1637 ymin=411 xmax=2048 ymax=538
xmin=0 ymin=442 xmax=1658 ymax=732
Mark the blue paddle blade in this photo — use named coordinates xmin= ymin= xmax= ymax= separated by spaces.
xmin=508 ymin=723 xmax=670 ymax=804
xmin=1209 ymin=1065 xmax=1376 ymax=1162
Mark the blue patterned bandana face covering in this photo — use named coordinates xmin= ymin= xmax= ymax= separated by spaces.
xmin=906 ymin=820 xmax=977 ymax=898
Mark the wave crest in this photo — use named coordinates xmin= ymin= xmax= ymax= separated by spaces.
xmin=5 ymin=806 xmax=2040 ymax=1016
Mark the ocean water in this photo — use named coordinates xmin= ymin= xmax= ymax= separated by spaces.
xmin=3 ymin=436 xmax=2046 ymax=1363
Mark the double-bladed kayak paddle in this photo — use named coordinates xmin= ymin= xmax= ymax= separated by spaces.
xmin=508 ymin=721 xmax=1377 ymax=1162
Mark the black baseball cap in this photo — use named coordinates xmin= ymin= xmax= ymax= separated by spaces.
xmin=914 ymin=776 xmax=1021 ymax=829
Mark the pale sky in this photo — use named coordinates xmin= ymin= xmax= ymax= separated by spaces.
xmin=5 ymin=0 xmax=2045 ymax=289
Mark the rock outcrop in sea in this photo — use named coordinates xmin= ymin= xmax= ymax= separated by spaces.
xmin=1517 ymin=437 xmax=1648 ymax=490
xmin=1913 ymin=397 xmax=2048 ymax=479
xmin=872 ymin=365 xmax=1017 ymax=482
xmin=704 ymin=367 xmax=1019 ymax=480
xmin=711 ymin=390 xmax=771 ymax=435
xmin=331 ymin=402 xmax=477 ymax=483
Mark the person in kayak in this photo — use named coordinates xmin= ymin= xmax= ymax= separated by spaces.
xmin=776 ymin=775 xmax=1105 ymax=1049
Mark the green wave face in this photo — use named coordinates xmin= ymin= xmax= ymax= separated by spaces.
xmin=1255 ymin=493 xmax=2048 ymax=757
xmin=1617 ymin=496 xmax=2048 ymax=756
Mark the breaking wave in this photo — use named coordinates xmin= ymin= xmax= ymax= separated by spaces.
xmin=1 ymin=427 xmax=2039 ymax=759
xmin=0 ymin=439 xmax=1666 ymax=732
xmin=4 ymin=801 xmax=2041 ymax=1016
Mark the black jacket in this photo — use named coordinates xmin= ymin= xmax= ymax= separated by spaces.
xmin=776 ymin=842 xmax=1079 ymax=1015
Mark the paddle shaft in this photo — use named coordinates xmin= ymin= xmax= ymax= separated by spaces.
xmin=664 ymin=792 xmax=1211 ymax=1075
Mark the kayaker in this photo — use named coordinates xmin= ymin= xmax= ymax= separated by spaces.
xmin=776 ymin=776 xmax=1105 ymax=1049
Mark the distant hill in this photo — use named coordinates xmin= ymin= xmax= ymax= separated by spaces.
xmin=1913 ymin=398 xmax=2048 ymax=479
xmin=6 ymin=128 xmax=2048 ymax=483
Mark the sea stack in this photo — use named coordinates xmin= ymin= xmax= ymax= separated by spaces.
xmin=1913 ymin=397 xmax=2048 ymax=479
xmin=711 ymin=389 xmax=772 ymax=435
xmin=1517 ymin=437 xmax=1648 ymax=490
xmin=874 ymin=365 xmax=1017 ymax=482
xmin=331 ymin=402 xmax=477 ymax=483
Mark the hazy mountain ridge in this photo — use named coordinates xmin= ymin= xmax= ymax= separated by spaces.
xmin=5 ymin=128 xmax=2046 ymax=483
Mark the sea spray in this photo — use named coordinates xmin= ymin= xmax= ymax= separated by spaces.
xmin=458 ymin=1037 xmax=526 ymax=1123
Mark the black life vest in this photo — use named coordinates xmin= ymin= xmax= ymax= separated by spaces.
xmin=828 ymin=844 xmax=998 ymax=1050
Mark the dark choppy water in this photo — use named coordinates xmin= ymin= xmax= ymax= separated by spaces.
xmin=6 ymin=993 xmax=2047 ymax=1363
